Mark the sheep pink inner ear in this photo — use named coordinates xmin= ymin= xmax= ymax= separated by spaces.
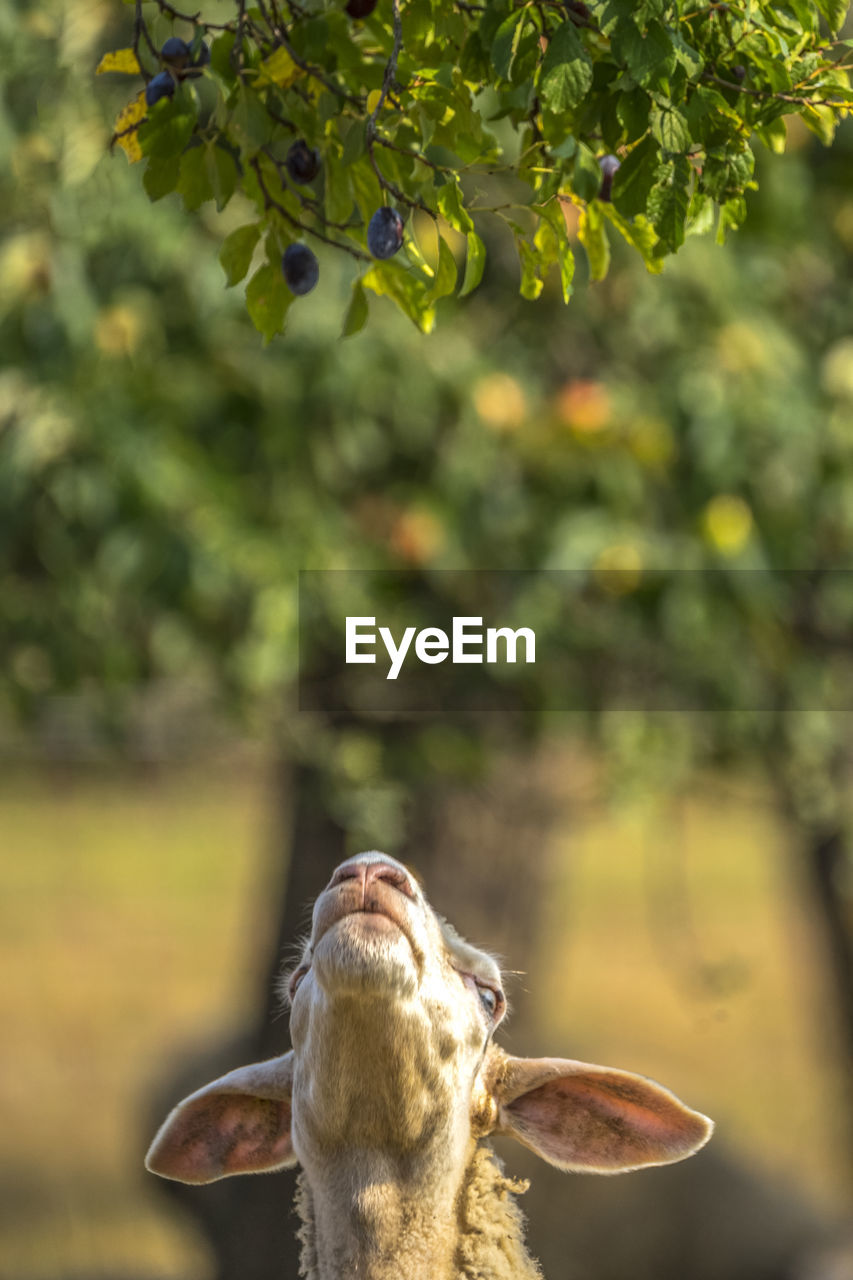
xmin=145 ymin=1053 xmax=297 ymax=1184
xmin=496 ymin=1057 xmax=713 ymax=1174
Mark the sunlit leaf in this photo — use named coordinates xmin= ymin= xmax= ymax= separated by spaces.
xmin=539 ymin=21 xmax=593 ymax=112
xmin=257 ymin=46 xmax=303 ymax=89
xmin=96 ymin=48 xmax=141 ymax=76
xmin=578 ymin=204 xmax=610 ymax=281
xmin=460 ymin=230 xmax=485 ymax=298
xmin=601 ymin=205 xmax=662 ymax=273
xmin=362 ymin=260 xmax=436 ymax=332
xmin=111 ymin=91 xmax=146 ymax=164
xmin=425 ymin=234 xmax=457 ymax=304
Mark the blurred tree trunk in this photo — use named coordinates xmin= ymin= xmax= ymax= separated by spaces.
xmin=803 ymin=824 xmax=853 ymax=1170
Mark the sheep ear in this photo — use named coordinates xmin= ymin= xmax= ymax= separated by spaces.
xmin=495 ymin=1056 xmax=713 ymax=1174
xmin=145 ymin=1052 xmax=297 ymax=1184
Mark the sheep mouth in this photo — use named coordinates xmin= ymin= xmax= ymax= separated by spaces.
xmin=312 ymin=887 xmax=417 ymax=953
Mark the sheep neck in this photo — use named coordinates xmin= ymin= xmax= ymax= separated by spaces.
xmin=294 ymin=1145 xmax=542 ymax=1280
xmin=295 ymin=1148 xmax=464 ymax=1280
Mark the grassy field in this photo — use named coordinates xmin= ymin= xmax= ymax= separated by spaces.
xmin=1 ymin=763 xmax=850 ymax=1278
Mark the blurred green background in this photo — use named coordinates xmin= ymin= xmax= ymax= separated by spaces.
xmin=3 ymin=2 xmax=853 ymax=1278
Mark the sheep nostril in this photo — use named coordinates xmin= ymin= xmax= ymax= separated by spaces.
xmin=372 ymin=866 xmax=415 ymax=898
xmin=329 ymin=864 xmax=364 ymax=889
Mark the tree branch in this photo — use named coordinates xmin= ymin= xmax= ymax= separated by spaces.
xmin=251 ymin=157 xmax=371 ymax=261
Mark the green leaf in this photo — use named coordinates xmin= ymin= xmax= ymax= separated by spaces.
xmin=138 ymin=98 xmax=196 ymax=161
xmin=800 ymin=102 xmax=839 ymax=146
xmin=701 ymin=147 xmax=755 ymax=202
xmin=177 ymin=144 xmax=214 ymax=211
xmin=362 ymin=260 xmax=436 ymax=332
xmin=600 ymin=205 xmax=662 ymax=272
xmin=324 ymin=151 xmax=354 ymax=225
xmin=617 ymin=88 xmax=651 ymax=143
xmin=349 ymin=162 xmax=383 ymax=230
xmin=578 ymin=202 xmax=610 ymax=281
xmin=231 ymin=86 xmax=274 ymax=152
xmin=648 ymin=157 xmax=689 ymax=253
xmin=756 ymin=117 xmax=788 ymax=154
xmin=815 ymin=0 xmax=849 ymax=33
xmin=426 ymin=234 xmax=458 ymax=304
xmin=219 ymin=224 xmax=262 ymax=287
xmin=651 ymin=107 xmax=689 ymax=155
xmin=460 ymin=230 xmax=486 ymax=297
xmin=716 ymin=196 xmax=747 ymax=243
xmin=246 ymin=261 xmax=291 ymax=343
xmin=670 ymin=32 xmax=704 ymax=78
xmin=207 ymin=144 xmax=239 ymax=211
xmin=143 ymin=153 xmax=180 ymax=202
xmin=611 ymin=19 xmax=674 ymax=87
xmin=491 ymin=10 xmax=526 ymax=81
xmin=573 ymin=143 xmax=603 ymax=202
xmin=539 ymin=21 xmax=594 ymax=113
xmin=342 ymin=280 xmax=369 ymax=337
xmin=341 ymin=120 xmax=366 ymax=168
xmin=611 ymin=133 xmax=659 ymax=218
xmin=515 ymin=233 xmax=545 ymax=300
xmin=437 ymin=182 xmax=475 ymax=235
xmin=534 ymin=201 xmax=575 ymax=302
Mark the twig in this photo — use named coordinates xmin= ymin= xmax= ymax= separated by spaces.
xmin=270 ymin=28 xmax=364 ymax=106
xmin=702 ymin=70 xmax=850 ymax=108
xmin=233 ymin=0 xmax=247 ymax=70
xmin=366 ymin=0 xmax=403 ymax=127
xmin=374 ymin=136 xmax=451 ymax=174
xmin=365 ymin=0 xmax=433 ymax=211
xmin=151 ymin=0 xmax=234 ymax=30
xmin=261 ymin=146 xmax=355 ymax=232
xmin=251 ymin=157 xmax=371 ymax=261
xmin=134 ymin=0 xmax=158 ymax=72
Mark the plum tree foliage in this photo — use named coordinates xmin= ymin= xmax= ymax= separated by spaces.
xmin=100 ymin=0 xmax=853 ymax=337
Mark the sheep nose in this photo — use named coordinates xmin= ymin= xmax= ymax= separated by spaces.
xmin=329 ymin=858 xmax=415 ymax=899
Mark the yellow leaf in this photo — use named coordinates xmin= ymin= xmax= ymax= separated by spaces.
xmin=258 ymin=46 xmax=302 ymax=88
xmin=366 ymin=89 xmax=382 ymax=114
xmin=111 ymin=91 xmax=146 ymax=164
xmin=96 ymin=48 xmax=142 ymax=76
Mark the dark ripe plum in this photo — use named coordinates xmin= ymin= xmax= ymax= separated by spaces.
xmin=345 ymin=0 xmax=378 ymax=17
xmin=145 ymin=71 xmax=176 ymax=107
xmin=161 ymin=36 xmax=190 ymax=67
xmin=367 ymin=206 xmax=404 ymax=259
xmin=286 ymin=140 xmax=321 ymax=184
xmin=598 ymin=153 xmax=621 ymax=201
xmin=282 ymin=243 xmax=320 ymax=295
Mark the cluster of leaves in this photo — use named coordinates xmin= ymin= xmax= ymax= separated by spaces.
xmin=6 ymin=1 xmax=853 ymax=830
xmin=100 ymin=0 xmax=853 ymax=336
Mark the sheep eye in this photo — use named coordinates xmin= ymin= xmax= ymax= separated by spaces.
xmin=288 ymin=966 xmax=309 ymax=1001
xmin=477 ymin=983 xmax=502 ymax=1018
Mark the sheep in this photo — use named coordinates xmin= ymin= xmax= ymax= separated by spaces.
xmin=146 ymin=851 xmax=713 ymax=1280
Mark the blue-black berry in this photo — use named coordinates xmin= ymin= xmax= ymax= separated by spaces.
xmin=367 ymin=206 xmax=404 ymax=259
xmin=598 ymin=154 xmax=620 ymax=202
xmin=161 ymin=36 xmax=190 ymax=67
xmin=286 ymin=141 xmax=321 ymax=185
xmin=282 ymin=243 xmax=320 ymax=295
xmin=145 ymin=71 xmax=176 ymax=107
